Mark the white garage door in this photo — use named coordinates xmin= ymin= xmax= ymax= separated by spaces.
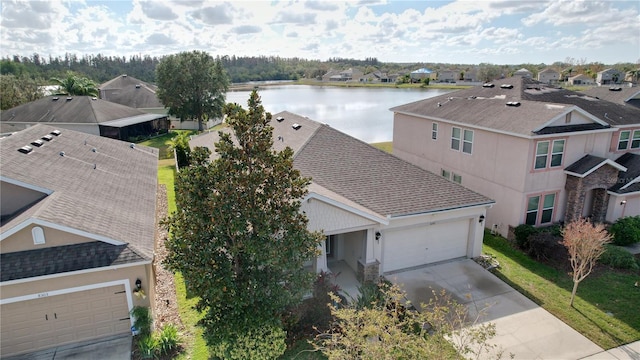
xmin=1 ymin=284 xmax=131 ymax=357
xmin=384 ymin=219 xmax=470 ymax=273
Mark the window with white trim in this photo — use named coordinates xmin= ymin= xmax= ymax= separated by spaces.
xmin=452 ymin=173 xmax=462 ymax=184
xmin=432 ymin=123 xmax=438 ymax=140
xmin=441 ymin=169 xmax=450 ymax=179
xmin=463 ymin=129 xmax=473 ymax=154
xmin=525 ymin=193 xmax=556 ymax=225
xmin=534 ymin=139 xmax=565 ymax=169
xmin=618 ymin=130 xmax=640 ymax=150
xmin=451 ymin=127 xmax=461 ymax=150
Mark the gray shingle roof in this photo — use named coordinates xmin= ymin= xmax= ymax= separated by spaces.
xmin=99 ymin=74 xmax=164 ymax=109
xmin=565 ymin=155 xmax=609 ymax=175
xmin=190 ymin=110 xmax=493 ymax=219
xmin=0 ymin=125 xmax=158 ymax=260
xmin=0 ymin=96 xmax=151 ymax=125
xmin=391 ymin=76 xmax=640 ymax=136
xmin=610 ymin=153 xmax=640 ymax=194
xmin=580 ymin=86 xmax=640 ymax=108
xmin=1 ymin=242 xmax=145 ymax=282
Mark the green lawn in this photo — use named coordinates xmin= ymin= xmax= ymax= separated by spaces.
xmin=483 ymin=232 xmax=640 ymax=349
xmin=371 ymin=141 xmax=392 ymax=153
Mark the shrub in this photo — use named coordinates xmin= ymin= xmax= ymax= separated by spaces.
xmin=599 ymin=244 xmax=640 ymax=270
xmin=514 ymin=224 xmax=538 ymax=250
xmin=609 ymin=216 xmax=640 ymax=246
xmin=527 ymin=232 xmax=563 ymax=261
xmin=131 ymin=306 xmax=152 ymax=338
xmin=210 ymin=323 xmax=287 ymax=360
xmin=157 ymin=324 xmax=182 ymax=356
xmin=137 ymin=335 xmax=158 ymax=359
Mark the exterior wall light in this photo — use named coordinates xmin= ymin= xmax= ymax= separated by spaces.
xmin=479 ymin=215 xmax=485 ymax=223
xmin=621 ymin=200 xmax=627 ymax=205
xmin=375 ymin=231 xmax=382 ymax=242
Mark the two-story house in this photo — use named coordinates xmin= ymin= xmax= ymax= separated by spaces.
xmin=597 ymin=68 xmax=624 ymax=85
xmin=391 ymin=76 xmax=640 ymax=238
xmin=537 ymin=68 xmax=560 ymax=84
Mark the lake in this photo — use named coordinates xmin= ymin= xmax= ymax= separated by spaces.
xmin=226 ymin=85 xmax=453 ymax=143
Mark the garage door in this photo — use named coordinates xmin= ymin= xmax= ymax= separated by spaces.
xmin=1 ymin=284 xmax=130 ymax=357
xmin=384 ymin=219 xmax=470 ymax=273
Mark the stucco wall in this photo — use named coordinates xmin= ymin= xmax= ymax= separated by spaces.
xmin=1 ymin=225 xmax=102 ymax=253
xmin=342 ymin=231 xmax=364 ymax=273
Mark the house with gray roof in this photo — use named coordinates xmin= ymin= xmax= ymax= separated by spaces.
xmin=0 ymin=95 xmax=169 ymax=141
xmin=581 ymin=86 xmax=640 ymax=109
xmin=0 ymin=125 xmax=158 ymax=357
xmin=391 ymin=76 xmax=640 ymax=238
xmin=190 ymin=111 xmax=493 ymax=286
xmin=596 ymin=68 xmax=624 ymax=85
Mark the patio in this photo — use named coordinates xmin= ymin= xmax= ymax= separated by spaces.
xmin=328 ymin=261 xmax=361 ymax=301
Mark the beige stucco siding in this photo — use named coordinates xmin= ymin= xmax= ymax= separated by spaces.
xmin=1 ymin=225 xmax=102 ymax=253
xmin=0 ymin=182 xmax=47 ymax=218
xmin=301 ymin=198 xmax=377 ymax=234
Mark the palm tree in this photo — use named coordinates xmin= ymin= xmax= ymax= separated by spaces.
xmin=628 ymin=69 xmax=640 ymax=83
xmin=50 ymin=73 xmax=98 ymax=97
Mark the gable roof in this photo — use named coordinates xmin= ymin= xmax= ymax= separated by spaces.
xmin=0 ymin=125 xmax=158 ymax=261
xmin=564 ymin=155 xmax=627 ymax=178
xmin=610 ymin=153 xmax=640 ymax=194
xmin=391 ymin=76 xmax=640 ymax=137
xmin=0 ymin=96 xmax=152 ymax=125
xmin=580 ymin=86 xmax=640 ymax=108
xmin=99 ymin=74 xmax=164 ymax=109
xmin=191 ymin=111 xmax=494 ymax=220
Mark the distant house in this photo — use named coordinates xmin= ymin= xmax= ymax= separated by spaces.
xmin=537 ymin=68 xmax=560 ymax=84
xmin=323 ymin=68 xmax=363 ymax=82
xmin=0 ymin=96 xmax=169 ymax=141
xmin=437 ymin=69 xmax=457 ymax=83
xmin=513 ymin=68 xmax=533 ymax=78
xmin=360 ymin=71 xmax=393 ymax=83
xmin=321 ymin=69 xmax=340 ymax=82
xmin=626 ymin=69 xmax=640 ymax=83
xmin=391 ymin=76 xmax=640 ymax=238
xmin=410 ymin=68 xmax=435 ymax=82
xmin=190 ymin=111 xmax=493 ymax=283
xmin=462 ymin=69 xmax=479 ymax=82
xmin=597 ymin=68 xmax=624 ymax=85
xmin=568 ymin=74 xmax=595 ymax=86
xmin=0 ymin=125 xmax=158 ymax=357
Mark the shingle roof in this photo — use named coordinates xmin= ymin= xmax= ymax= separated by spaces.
xmin=1 ymin=242 xmax=145 ymax=282
xmin=99 ymin=74 xmax=164 ymax=109
xmin=565 ymin=155 xmax=608 ymax=175
xmin=610 ymin=153 xmax=640 ymax=194
xmin=580 ymin=86 xmax=640 ymax=108
xmin=391 ymin=76 xmax=640 ymax=135
xmin=0 ymin=96 xmax=151 ymax=125
xmin=0 ymin=125 xmax=158 ymax=260
xmin=191 ymin=110 xmax=493 ymax=219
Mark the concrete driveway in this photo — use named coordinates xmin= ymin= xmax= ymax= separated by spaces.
xmin=386 ymin=259 xmax=604 ymax=360
xmin=3 ymin=334 xmax=131 ymax=360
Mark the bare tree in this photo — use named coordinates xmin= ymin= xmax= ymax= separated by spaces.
xmin=561 ymin=219 xmax=612 ymax=307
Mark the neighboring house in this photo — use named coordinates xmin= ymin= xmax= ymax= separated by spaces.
xmin=597 ymin=68 xmax=624 ymax=85
xmin=437 ymin=69 xmax=457 ymax=83
xmin=410 ymin=68 xmax=436 ymax=82
xmin=581 ymin=86 xmax=640 ymax=109
xmin=99 ymin=74 xmax=214 ymax=130
xmin=391 ymin=76 xmax=640 ymax=238
xmin=626 ymin=69 xmax=640 ymax=83
xmin=323 ymin=68 xmax=363 ymax=82
xmin=360 ymin=71 xmax=393 ymax=83
xmin=537 ymin=68 xmax=560 ymax=84
xmin=0 ymin=125 xmax=158 ymax=357
xmin=513 ymin=68 xmax=533 ymax=78
xmin=569 ymin=74 xmax=594 ymax=85
xmin=462 ymin=69 xmax=479 ymax=82
xmin=0 ymin=96 xmax=169 ymax=141
xmin=190 ymin=111 xmax=493 ymax=282
xmin=321 ymin=69 xmax=340 ymax=82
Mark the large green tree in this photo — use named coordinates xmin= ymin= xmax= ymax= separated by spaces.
xmin=0 ymin=74 xmax=43 ymax=109
xmin=165 ymin=91 xmax=323 ymax=359
xmin=155 ymin=50 xmax=228 ymax=131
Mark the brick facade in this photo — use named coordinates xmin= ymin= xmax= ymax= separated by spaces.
xmin=564 ymin=165 xmax=619 ymax=223
xmin=357 ymin=259 xmax=379 ymax=283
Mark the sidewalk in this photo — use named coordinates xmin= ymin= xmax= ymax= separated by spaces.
xmin=580 ymin=340 xmax=640 ymax=359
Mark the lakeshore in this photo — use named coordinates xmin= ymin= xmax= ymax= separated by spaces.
xmin=229 ymin=79 xmax=472 ymax=91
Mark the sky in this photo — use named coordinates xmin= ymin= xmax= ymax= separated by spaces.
xmin=1 ymin=0 xmax=639 ymax=65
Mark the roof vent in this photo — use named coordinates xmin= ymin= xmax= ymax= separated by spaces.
xmin=506 ymin=101 xmax=521 ymax=107
xmin=31 ymin=139 xmax=44 ymax=147
xmin=122 ymin=74 xmax=128 ymax=77
xmin=277 ymin=136 xmax=284 ymax=142
xmin=135 ymin=84 xmax=141 ymax=88
xmin=130 ymin=143 xmax=135 ymax=148
xmin=52 ymin=97 xmax=59 ymax=101
xmin=92 ymin=97 xmax=97 ymax=100
xmin=483 ymin=83 xmax=495 ymax=88
xmin=50 ymin=130 xmax=61 ymax=136
xmin=59 ymin=151 xmax=65 ymax=156
xmin=292 ymin=123 xmax=301 ymax=130
xmin=66 ymin=97 xmax=72 ymax=101
xmin=41 ymin=134 xmax=54 ymax=141
xmin=92 ymin=148 xmax=97 ymax=152
xmin=18 ymin=145 xmax=33 ymax=154
xmin=276 ymin=116 xmax=285 ymax=122
xmin=500 ymin=84 xmax=513 ymax=89
xmin=609 ymin=87 xmax=622 ymax=91
xmin=437 ymin=102 xmax=441 ymax=107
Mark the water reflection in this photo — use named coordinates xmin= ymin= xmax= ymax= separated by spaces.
xmin=226 ymin=85 xmax=453 ymax=143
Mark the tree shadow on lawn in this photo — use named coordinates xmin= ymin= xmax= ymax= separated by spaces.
xmin=485 ymin=236 xmax=639 ymax=347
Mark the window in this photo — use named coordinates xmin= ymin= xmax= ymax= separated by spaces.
xmin=618 ymin=131 xmax=630 ymax=150
xmin=534 ymin=139 xmax=565 ymax=169
xmin=441 ymin=169 xmax=450 ymax=179
xmin=32 ymin=226 xmax=45 ymax=245
xmin=451 ymin=127 xmax=461 ymax=150
xmin=525 ymin=193 xmax=556 ymax=225
xmin=442 ymin=169 xmax=462 ymax=184
xmin=432 ymin=123 xmax=438 ymax=140
xmin=463 ymin=130 xmax=473 ymax=154
xmin=452 ymin=173 xmax=462 ymax=184
xmin=618 ymin=130 xmax=640 ymax=150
